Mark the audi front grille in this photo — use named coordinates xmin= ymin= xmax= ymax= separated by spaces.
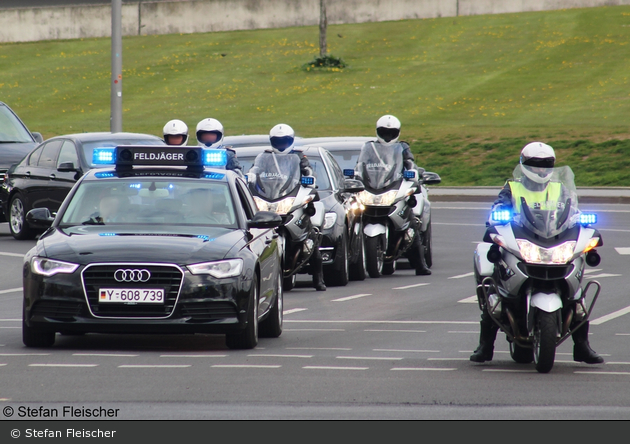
xmin=81 ymin=263 xmax=184 ymax=318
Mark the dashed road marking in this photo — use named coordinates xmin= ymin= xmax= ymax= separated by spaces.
xmin=303 ymin=366 xmax=368 ymax=370
xmin=591 ymin=305 xmax=630 ymax=325
xmin=448 ymin=272 xmax=474 ymax=280
xmin=393 ymin=283 xmax=429 ymax=290
xmin=391 ymin=367 xmax=456 ymax=371
xmin=283 ymin=308 xmax=307 ymax=315
xmin=331 ymin=293 xmax=372 ymax=302
xmin=29 ymin=364 xmax=98 ymax=368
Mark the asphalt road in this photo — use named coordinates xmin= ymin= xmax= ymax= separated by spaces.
xmin=1 ymin=200 xmax=629 ymax=420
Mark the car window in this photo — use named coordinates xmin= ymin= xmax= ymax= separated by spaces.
xmin=0 ymin=105 xmax=33 ymax=143
xmin=324 ymin=150 xmax=345 ymax=190
xmin=307 ymin=157 xmax=331 ymax=191
xmin=235 ymin=178 xmax=258 ymax=219
xmin=329 ymin=148 xmax=362 ymax=172
xmin=60 ymin=178 xmax=237 ymax=228
xmin=26 ymin=146 xmax=44 ymax=167
xmin=57 ymin=140 xmax=79 ymax=168
xmin=37 ymin=140 xmax=63 ymax=168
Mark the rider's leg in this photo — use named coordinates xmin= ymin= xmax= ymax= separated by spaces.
xmin=470 ymin=309 xmax=499 ymax=362
xmin=572 ymin=321 xmax=604 ymax=364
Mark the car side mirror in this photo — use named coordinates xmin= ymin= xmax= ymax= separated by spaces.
xmin=26 ymin=207 xmax=55 ymax=227
xmin=343 ymin=178 xmax=365 ymax=193
xmin=58 ymin=161 xmax=78 ymax=172
xmin=247 ymin=211 xmax=283 ymax=229
xmin=32 ymin=132 xmax=44 ymax=144
xmin=422 ymin=172 xmax=441 ymax=186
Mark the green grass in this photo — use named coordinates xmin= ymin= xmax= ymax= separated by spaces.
xmin=2 ymin=6 xmax=630 ymax=186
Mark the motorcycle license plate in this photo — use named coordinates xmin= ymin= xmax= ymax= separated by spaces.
xmin=98 ymin=288 xmax=165 ymax=304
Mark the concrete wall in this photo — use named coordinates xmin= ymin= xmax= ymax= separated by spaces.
xmin=1 ymin=0 xmax=629 ymax=43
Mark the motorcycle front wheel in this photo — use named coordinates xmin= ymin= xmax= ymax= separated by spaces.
xmin=365 ymin=234 xmax=385 ymax=278
xmin=509 ymin=341 xmax=534 ymax=364
xmin=533 ymin=310 xmax=559 ymax=373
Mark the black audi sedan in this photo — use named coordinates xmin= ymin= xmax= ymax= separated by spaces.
xmin=236 ymin=145 xmax=365 ymax=287
xmin=0 ymin=131 xmax=165 ymax=240
xmin=22 ymin=145 xmax=284 ymax=350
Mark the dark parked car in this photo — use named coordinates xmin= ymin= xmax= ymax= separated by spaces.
xmin=0 ymin=102 xmax=43 ymax=218
xmin=237 ymin=145 xmax=366 ymax=287
xmin=22 ymin=144 xmax=283 ymax=350
xmin=0 ymin=132 xmax=165 ymax=240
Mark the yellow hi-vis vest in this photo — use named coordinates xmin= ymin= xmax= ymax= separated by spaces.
xmin=508 ymin=181 xmax=563 ymax=213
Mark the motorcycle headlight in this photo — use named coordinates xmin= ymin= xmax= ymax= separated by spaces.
xmin=253 ymin=196 xmax=295 ymax=215
xmin=357 ymin=190 xmax=398 ymax=206
xmin=32 ymin=257 xmax=79 ymax=277
xmin=187 ymin=259 xmax=243 ymax=278
xmin=323 ymin=212 xmax=337 ymax=230
xmin=516 ymin=240 xmax=576 ymax=264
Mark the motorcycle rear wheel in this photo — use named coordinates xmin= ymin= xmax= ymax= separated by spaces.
xmin=533 ymin=310 xmax=559 ymax=373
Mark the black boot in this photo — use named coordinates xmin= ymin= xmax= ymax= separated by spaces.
xmin=572 ymin=321 xmax=604 ymax=364
xmin=415 ymin=243 xmax=431 ymax=276
xmin=311 ymin=250 xmax=326 ymax=291
xmin=470 ymin=312 xmax=498 ymax=362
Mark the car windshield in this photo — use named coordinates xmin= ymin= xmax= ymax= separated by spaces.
xmin=328 ymin=148 xmax=362 ymax=172
xmin=0 ymin=105 xmax=33 ymax=143
xmin=81 ymin=138 xmax=165 ymax=167
xmin=60 ymin=178 xmax=237 ymax=228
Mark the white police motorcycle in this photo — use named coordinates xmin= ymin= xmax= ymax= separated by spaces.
xmin=247 ymin=151 xmax=324 ymax=291
xmin=354 ymin=143 xmax=428 ymax=277
xmin=473 ymin=166 xmax=602 ymax=373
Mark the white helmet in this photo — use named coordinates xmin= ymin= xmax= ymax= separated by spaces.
xmin=269 ymin=123 xmax=295 ymax=153
xmin=520 ymin=142 xmax=556 ymax=184
xmin=163 ymin=119 xmax=188 ymax=146
xmin=196 ymin=118 xmax=224 ymax=148
xmin=376 ymin=114 xmax=401 ymax=146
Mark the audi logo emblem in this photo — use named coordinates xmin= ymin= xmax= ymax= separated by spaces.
xmin=114 ymin=269 xmax=151 ymax=283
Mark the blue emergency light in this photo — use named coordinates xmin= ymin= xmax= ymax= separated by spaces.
xmin=301 ymin=176 xmax=315 ymax=186
xmin=92 ymin=148 xmax=116 ymax=165
xmin=343 ymin=169 xmax=355 ymax=177
xmin=491 ymin=209 xmax=512 ymax=222
xmin=579 ymin=213 xmax=597 ymax=225
xmin=403 ymin=170 xmax=416 ymax=179
xmin=202 ymin=149 xmax=228 ymax=167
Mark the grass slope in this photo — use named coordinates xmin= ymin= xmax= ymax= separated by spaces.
xmin=1 ymin=6 xmax=630 ymax=185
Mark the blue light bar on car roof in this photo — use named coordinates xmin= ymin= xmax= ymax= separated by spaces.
xmin=92 ymin=148 xmax=116 ymax=165
xmin=202 ymin=149 xmax=228 ymax=167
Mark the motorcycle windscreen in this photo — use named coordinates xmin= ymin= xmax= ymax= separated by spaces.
xmin=511 ymin=165 xmax=580 ymax=238
xmin=248 ymin=151 xmax=301 ymax=200
xmin=356 ymin=142 xmax=404 ymax=190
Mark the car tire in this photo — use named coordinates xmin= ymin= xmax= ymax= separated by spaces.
xmin=22 ymin=318 xmax=55 ymax=348
xmin=324 ymin=232 xmax=349 ymax=287
xmin=349 ymin=232 xmax=366 ymax=281
xmin=259 ymin=269 xmax=283 ymax=338
xmin=226 ymin=273 xmax=259 ymax=350
xmin=9 ymin=194 xmax=36 ymax=240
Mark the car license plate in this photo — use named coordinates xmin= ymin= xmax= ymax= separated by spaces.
xmin=99 ymin=288 xmax=165 ymax=304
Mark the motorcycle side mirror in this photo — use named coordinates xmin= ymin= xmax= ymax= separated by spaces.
xmin=342 ymin=178 xmax=364 ymax=193
xmin=422 ymin=172 xmax=441 ymax=185
xmin=247 ymin=211 xmax=283 ymax=229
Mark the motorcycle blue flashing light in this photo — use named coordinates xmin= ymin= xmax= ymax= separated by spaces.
xmin=202 ymin=149 xmax=228 ymax=167
xmin=491 ymin=210 xmax=512 ymax=222
xmin=92 ymin=148 xmax=116 ymax=165
xmin=403 ymin=170 xmax=416 ymax=179
xmin=301 ymin=176 xmax=315 ymax=186
xmin=343 ymin=169 xmax=355 ymax=177
xmin=579 ymin=213 xmax=597 ymax=225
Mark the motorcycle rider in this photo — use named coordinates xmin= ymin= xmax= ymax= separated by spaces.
xmin=356 ymin=114 xmax=432 ymax=276
xmin=195 ymin=118 xmax=243 ymax=176
xmin=248 ymin=123 xmax=327 ymax=291
xmin=163 ymin=119 xmax=189 ymax=146
xmin=470 ymin=141 xmax=604 ymax=364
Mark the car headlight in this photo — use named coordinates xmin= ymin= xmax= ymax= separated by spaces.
xmin=253 ymin=196 xmax=295 ymax=215
xmin=187 ymin=259 xmax=243 ymax=278
xmin=357 ymin=190 xmax=398 ymax=206
xmin=32 ymin=257 xmax=79 ymax=277
xmin=323 ymin=212 xmax=337 ymax=230
xmin=516 ymin=240 xmax=576 ymax=264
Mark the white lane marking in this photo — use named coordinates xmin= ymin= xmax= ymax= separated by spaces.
xmin=587 ymin=273 xmax=622 ymax=279
xmin=283 ymin=308 xmax=307 ymax=315
xmin=284 ymin=328 xmax=346 ymax=332
xmin=303 ymin=366 xmax=368 ymax=370
xmin=391 ymin=367 xmax=456 ymax=371
xmin=393 ymin=283 xmax=429 ymax=290
xmin=336 ymin=356 xmax=403 ymax=361
xmin=29 ymin=364 xmax=98 ymax=368
xmin=332 ymin=293 xmax=372 ymax=302
xmin=0 ymin=288 xmax=22 ymax=295
xmin=247 ymin=354 xmax=312 ymax=358
xmin=574 ymin=371 xmax=630 ymax=375
xmin=373 ymin=349 xmax=440 ymax=353
xmin=118 ymin=365 xmax=191 ymax=368
xmin=74 ymin=353 xmax=138 ymax=357
xmin=160 ymin=354 xmax=227 ymax=358
xmin=0 ymin=364 xmax=6 ymax=367
xmin=287 ymin=347 xmax=352 ymax=351
xmin=0 ymin=252 xmax=25 ymax=258
xmin=211 ymin=364 xmax=281 ymax=369
xmin=285 ymin=320 xmax=477 ymax=325
xmin=591 ymin=305 xmax=630 ymax=325
xmin=0 ymin=319 xmax=20 ymax=322
xmin=449 ymin=272 xmax=474 ymax=280
xmin=364 ymin=329 xmax=426 ymax=333
xmin=584 ymin=269 xmax=602 ymax=274
xmin=458 ymin=295 xmax=478 ymax=303
xmin=606 ymin=362 xmax=630 ymax=365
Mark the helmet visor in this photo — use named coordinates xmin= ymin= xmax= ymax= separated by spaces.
xmin=376 ymin=127 xmax=400 ymax=143
xmin=522 ymin=156 xmax=555 ymax=168
xmin=270 ymin=135 xmax=294 ymax=152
